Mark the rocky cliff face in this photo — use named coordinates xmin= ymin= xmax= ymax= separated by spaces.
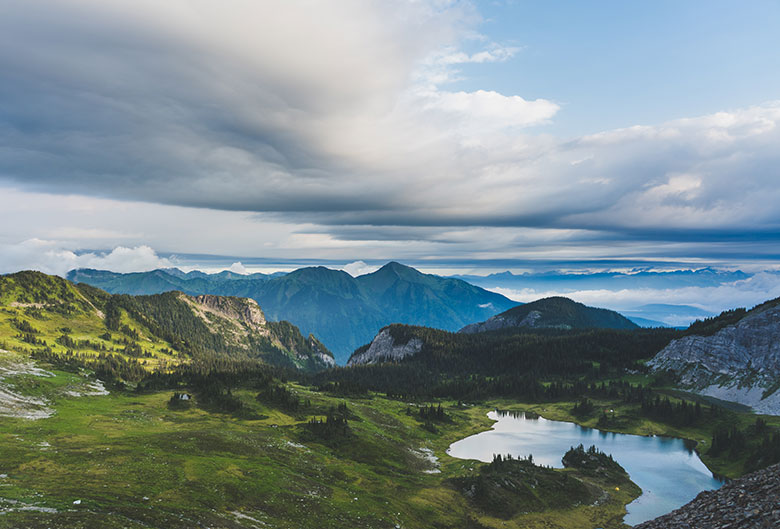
xmin=309 ymin=336 xmax=336 ymax=368
xmin=190 ymin=294 xmax=267 ymax=329
xmin=180 ymin=293 xmax=333 ymax=370
xmin=347 ymin=328 xmax=423 ymax=366
xmin=634 ymin=463 xmax=779 ymax=529
xmin=649 ymin=304 xmax=780 ymax=415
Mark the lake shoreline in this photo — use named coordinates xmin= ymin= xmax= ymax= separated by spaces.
xmin=448 ymin=409 xmax=724 ymax=526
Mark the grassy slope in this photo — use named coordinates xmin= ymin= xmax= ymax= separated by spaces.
xmin=1 ymin=357 xmax=641 ymax=529
xmin=0 ymin=275 xmax=183 ymax=370
xmin=0 ymin=272 xmax=332 ymax=373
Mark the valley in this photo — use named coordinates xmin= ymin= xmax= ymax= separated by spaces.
xmin=2 ymin=269 xmax=780 ymax=528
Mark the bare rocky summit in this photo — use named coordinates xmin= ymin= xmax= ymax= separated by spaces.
xmin=634 ymin=463 xmax=780 ymax=529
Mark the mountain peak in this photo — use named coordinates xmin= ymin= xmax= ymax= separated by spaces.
xmin=379 ymin=261 xmax=416 ymax=273
xmin=369 ymin=261 xmax=424 ymax=280
xmin=460 ymin=296 xmax=638 ymax=333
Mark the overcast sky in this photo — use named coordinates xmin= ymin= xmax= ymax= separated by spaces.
xmin=1 ymin=0 xmax=780 ymax=288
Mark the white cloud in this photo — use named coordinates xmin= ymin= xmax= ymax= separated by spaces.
xmin=421 ymin=89 xmax=560 ymax=131
xmin=228 ymin=262 xmax=248 ymax=274
xmin=340 ymin=261 xmax=380 ymax=277
xmin=0 ymin=1 xmax=779 ymax=270
xmin=434 ymin=44 xmax=520 ymax=65
xmin=0 ymin=241 xmax=172 ymax=277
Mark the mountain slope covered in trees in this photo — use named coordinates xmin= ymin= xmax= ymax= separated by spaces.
xmin=459 ymin=296 xmax=638 ymax=334
xmin=0 ymin=271 xmax=334 ymax=375
xmin=337 ymin=323 xmax=677 ymax=399
xmin=69 ymin=262 xmax=519 ymax=362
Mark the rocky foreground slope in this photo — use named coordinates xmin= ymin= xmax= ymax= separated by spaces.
xmin=649 ymin=300 xmax=780 ymax=415
xmin=635 ymin=463 xmax=780 ymax=529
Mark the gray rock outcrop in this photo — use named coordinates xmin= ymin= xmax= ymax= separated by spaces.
xmin=347 ymin=328 xmax=423 ymax=366
xmin=649 ymin=304 xmax=780 ymax=415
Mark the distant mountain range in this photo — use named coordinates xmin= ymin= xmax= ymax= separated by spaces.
xmin=69 ymin=262 xmax=519 ymax=363
xmin=452 ymin=268 xmax=750 ymax=292
xmin=458 ymin=297 xmax=638 ymax=334
xmin=0 ymin=271 xmax=334 ymax=372
xmin=451 ymin=269 xmax=737 ymax=327
xmin=620 ymin=304 xmax=715 ymax=328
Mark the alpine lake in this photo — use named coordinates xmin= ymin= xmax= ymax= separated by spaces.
xmin=447 ymin=410 xmax=724 ymax=526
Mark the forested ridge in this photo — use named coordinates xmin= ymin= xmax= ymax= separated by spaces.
xmin=330 ymin=324 xmax=678 ymax=399
xmin=0 ymin=270 xmax=333 ymax=374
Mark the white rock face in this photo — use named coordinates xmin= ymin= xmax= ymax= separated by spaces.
xmin=316 ymin=351 xmax=336 ymax=368
xmin=347 ymin=328 xmax=423 ymax=366
xmin=649 ymin=304 xmax=780 ymax=415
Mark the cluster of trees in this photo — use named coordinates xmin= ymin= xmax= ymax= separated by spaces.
xmin=56 ymin=333 xmax=109 ymax=352
xmin=685 ymin=308 xmax=748 ymax=336
xmin=490 ymin=453 xmax=535 ymax=467
xmin=11 ymin=318 xmax=40 ymax=334
xmin=639 ymin=395 xmax=713 ymax=426
xmin=315 ymin=380 xmax=368 ymax=397
xmin=11 ymin=318 xmax=48 ymax=346
xmin=709 ymin=418 xmax=780 ymax=472
xmin=305 ymin=403 xmax=351 ymax=440
xmin=572 ymin=398 xmax=595 ymax=417
xmin=193 ymin=381 xmax=245 ymax=414
xmin=257 ymin=383 xmax=310 ymax=413
xmin=417 ymin=403 xmax=448 ymax=422
xmin=17 ymin=333 xmax=47 ymax=346
xmin=561 ymin=444 xmax=624 ymax=476
xmin=29 ymin=347 xmax=149 ymax=383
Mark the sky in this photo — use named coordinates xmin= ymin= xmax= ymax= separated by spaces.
xmin=1 ymin=0 xmax=780 ymax=313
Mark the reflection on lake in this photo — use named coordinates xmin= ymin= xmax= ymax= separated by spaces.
xmin=447 ymin=410 xmax=723 ymax=526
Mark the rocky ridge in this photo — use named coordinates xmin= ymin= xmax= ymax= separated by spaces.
xmin=184 ymin=294 xmax=268 ymax=334
xmin=347 ymin=327 xmax=423 ymax=366
xmin=634 ymin=463 xmax=780 ymax=529
xmin=308 ymin=336 xmax=336 ymax=368
xmin=649 ymin=303 xmax=780 ymax=415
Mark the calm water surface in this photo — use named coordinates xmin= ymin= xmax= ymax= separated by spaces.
xmin=447 ymin=411 xmax=723 ymax=526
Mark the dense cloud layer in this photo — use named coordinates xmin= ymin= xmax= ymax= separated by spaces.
xmin=1 ymin=0 xmax=778 ymax=242
xmin=0 ymin=0 xmax=779 ymax=293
